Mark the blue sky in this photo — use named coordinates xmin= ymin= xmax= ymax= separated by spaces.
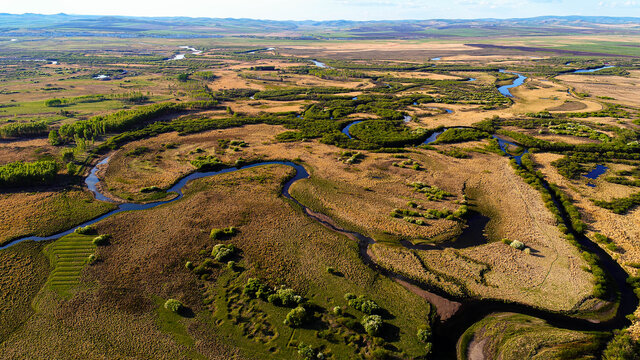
xmin=2 ymin=0 xmax=639 ymax=20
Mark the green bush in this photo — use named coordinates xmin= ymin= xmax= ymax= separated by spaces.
xmin=191 ymin=155 xmax=223 ymax=171
xmin=92 ymin=234 xmax=111 ymax=246
xmin=211 ymin=243 xmax=237 ymax=261
xmin=268 ymin=287 xmax=303 ymax=307
xmin=75 ymin=225 xmax=97 ymax=235
xmin=348 ymin=295 xmax=381 ymax=315
xmin=164 ymin=299 xmax=184 ymax=313
xmin=45 ymin=98 xmax=63 ymax=107
xmin=297 ymin=342 xmax=323 ymax=360
xmin=361 ymin=315 xmax=384 ymax=336
xmin=417 ymin=326 xmax=432 ymax=343
xmin=192 ymin=265 xmax=208 ymax=276
xmin=284 ymin=306 xmax=308 ymax=327
xmin=243 ymin=278 xmax=272 ymax=300
xmin=210 ymin=226 xmax=238 ymax=240
xmin=510 ymin=240 xmax=525 ymax=250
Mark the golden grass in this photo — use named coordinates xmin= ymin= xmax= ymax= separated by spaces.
xmin=0 ymin=240 xmax=50 ymax=342
xmin=556 ymin=70 xmax=640 ymax=107
xmin=0 ymin=189 xmax=116 ymax=245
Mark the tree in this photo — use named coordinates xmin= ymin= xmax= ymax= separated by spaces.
xmin=284 ymin=306 xmax=308 ymax=327
xmin=49 ymin=130 xmax=61 ymax=146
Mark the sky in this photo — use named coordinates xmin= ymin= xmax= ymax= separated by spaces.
xmin=2 ymin=0 xmax=639 ymax=20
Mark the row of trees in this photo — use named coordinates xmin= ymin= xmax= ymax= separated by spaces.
xmin=49 ymin=101 xmax=218 ymax=145
xmin=0 ymin=160 xmax=58 ymax=187
xmin=0 ymin=121 xmax=49 ymax=138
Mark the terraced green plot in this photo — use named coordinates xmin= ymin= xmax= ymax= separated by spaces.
xmin=43 ymin=234 xmax=96 ymax=298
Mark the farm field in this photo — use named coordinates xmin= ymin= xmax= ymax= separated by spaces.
xmin=1 ymin=13 xmax=640 ymax=360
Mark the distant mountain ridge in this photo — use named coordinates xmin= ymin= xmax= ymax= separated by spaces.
xmin=1 ymin=13 xmax=639 ymax=39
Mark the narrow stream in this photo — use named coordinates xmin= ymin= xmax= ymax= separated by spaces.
xmin=311 ymin=59 xmax=330 ymax=68
xmin=573 ymin=65 xmax=615 ymax=74
xmin=497 ymin=69 xmax=527 ymax=97
xmin=167 ymin=46 xmax=202 ymax=61
xmin=342 ymin=120 xmax=363 ymax=139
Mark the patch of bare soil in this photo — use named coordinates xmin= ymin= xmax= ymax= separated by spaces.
xmin=467 ymin=333 xmax=488 ymax=360
xmin=547 ymin=101 xmax=588 ymax=111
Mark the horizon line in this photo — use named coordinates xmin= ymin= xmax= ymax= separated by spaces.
xmin=2 ymin=12 xmax=640 ymax=23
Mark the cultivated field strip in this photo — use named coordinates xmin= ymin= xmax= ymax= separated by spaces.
xmin=44 ymin=234 xmax=95 ymax=294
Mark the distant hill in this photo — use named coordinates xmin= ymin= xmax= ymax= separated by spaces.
xmin=0 ymin=13 xmax=639 ymax=39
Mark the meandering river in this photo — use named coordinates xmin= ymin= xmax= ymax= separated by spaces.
xmin=1 ymin=136 xmax=636 ymax=357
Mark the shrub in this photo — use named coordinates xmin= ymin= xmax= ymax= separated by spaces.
xmin=211 ymin=244 xmax=236 ymax=261
xmin=348 ymin=295 xmax=381 ymax=315
xmin=75 ymin=225 xmax=97 ymax=235
xmin=210 ymin=226 xmax=238 ymax=240
xmin=185 ymin=261 xmax=194 ymax=270
xmin=164 ymin=299 xmax=184 ymax=313
xmin=92 ymin=234 xmax=111 ymax=246
xmin=192 ymin=265 xmax=208 ymax=276
xmin=326 ymin=266 xmax=337 ymax=274
xmin=417 ymin=326 xmax=432 ymax=343
xmin=191 ymin=155 xmax=223 ymax=171
xmin=268 ymin=287 xmax=303 ymax=307
xmin=297 ymin=343 xmax=323 ymax=360
xmin=45 ymin=98 xmax=63 ymax=107
xmin=88 ymin=254 xmax=97 ymax=264
xmin=244 ymin=278 xmax=272 ymax=300
xmin=284 ymin=306 xmax=308 ymax=327
xmin=602 ymin=331 xmax=640 ymax=360
xmin=333 ymin=306 xmax=342 ymax=315
xmin=227 ymin=261 xmax=236 ymax=270
xmin=510 ymin=240 xmax=525 ymax=250
xmin=361 ymin=315 xmax=384 ymax=336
